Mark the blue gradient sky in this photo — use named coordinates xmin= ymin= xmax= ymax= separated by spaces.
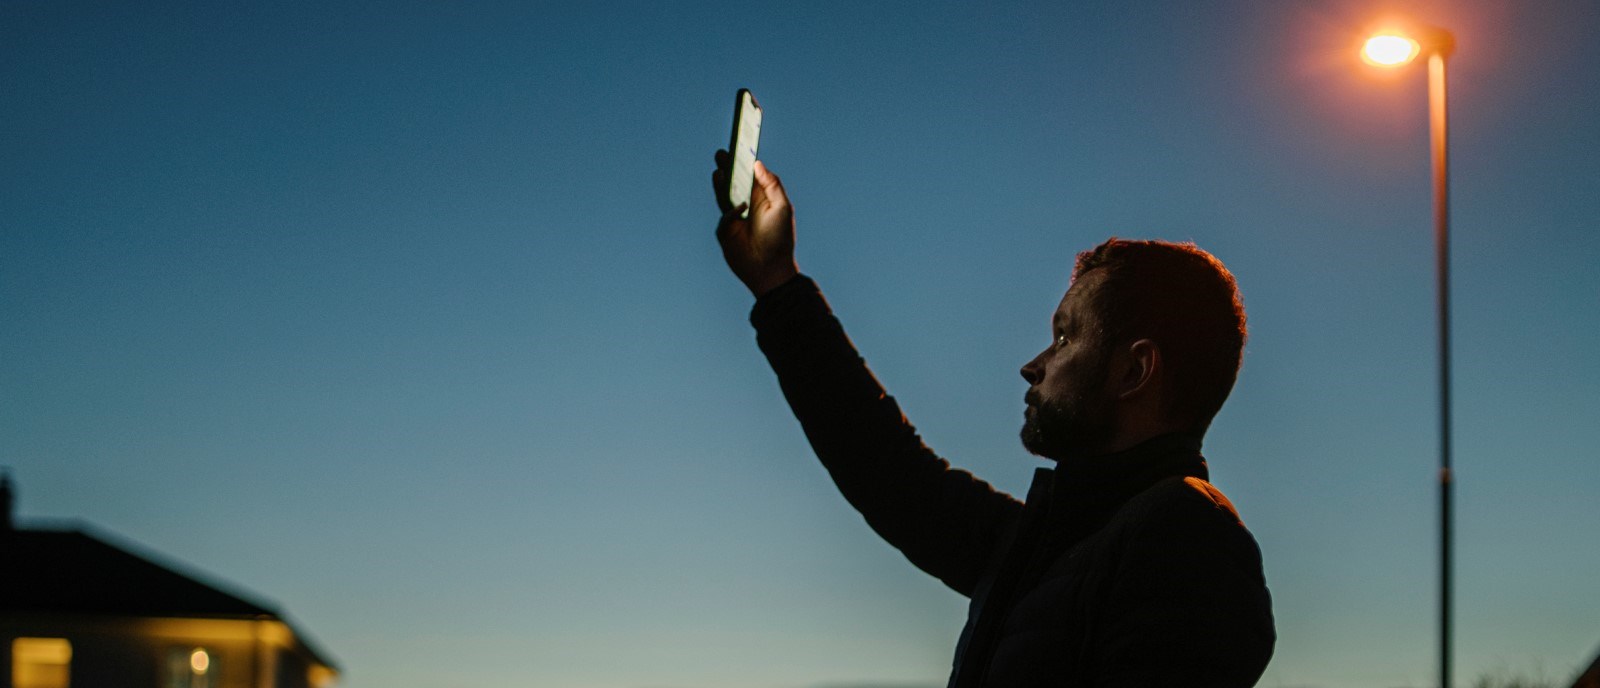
xmin=4 ymin=1 xmax=1598 ymax=687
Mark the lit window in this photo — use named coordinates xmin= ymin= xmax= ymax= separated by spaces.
xmin=12 ymin=637 xmax=71 ymax=688
xmin=165 ymin=647 xmax=217 ymax=688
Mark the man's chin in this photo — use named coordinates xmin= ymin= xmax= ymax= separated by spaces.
xmin=1022 ymin=416 xmax=1114 ymax=460
xmin=1020 ymin=421 xmax=1064 ymax=461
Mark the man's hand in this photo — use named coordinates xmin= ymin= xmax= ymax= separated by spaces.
xmin=713 ymin=151 xmax=799 ymax=298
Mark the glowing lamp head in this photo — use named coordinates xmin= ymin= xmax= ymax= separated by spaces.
xmin=1362 ymin=34 xmax=1421 ymax=67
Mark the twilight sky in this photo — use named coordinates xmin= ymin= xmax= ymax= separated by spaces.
xmin=3 ymin=1 xmax=1598 ymax=687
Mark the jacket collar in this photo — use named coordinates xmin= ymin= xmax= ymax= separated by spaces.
xmin=1025 ymin=432 xmax=1209 ymax=540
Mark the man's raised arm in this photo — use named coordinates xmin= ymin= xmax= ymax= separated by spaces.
xmin=712 ymin=153 xmax=1021 ymax=595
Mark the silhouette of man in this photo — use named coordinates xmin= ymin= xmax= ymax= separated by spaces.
xmin=713 ymin=153 xmax=1275 ymax=687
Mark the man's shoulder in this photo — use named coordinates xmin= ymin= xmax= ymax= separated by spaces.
xmin=1153 ymin=475 xmax=1245 ymax=522
xmin=1111 ymin=474 xmax=1255 ymax=544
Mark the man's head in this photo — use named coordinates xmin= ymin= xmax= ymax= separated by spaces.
xmin=1020 ymin=238 xmax=1246 ymax=459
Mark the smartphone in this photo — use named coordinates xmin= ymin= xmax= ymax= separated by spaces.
xmin=726 ymin=89 xmax=763 ymax=219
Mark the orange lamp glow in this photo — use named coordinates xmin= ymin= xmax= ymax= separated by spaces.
xmin=1362 ymin=34 xmax=1421 ymax=67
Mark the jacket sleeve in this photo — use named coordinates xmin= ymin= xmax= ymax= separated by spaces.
xmin=1094 ymin=479 xmax=1276 ymax=688
xmin=750 ymin=274 xmax=1022 ymax=597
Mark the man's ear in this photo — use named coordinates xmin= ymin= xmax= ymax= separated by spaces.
xmin=1116 ymin=338 xmax=1161 ymax=401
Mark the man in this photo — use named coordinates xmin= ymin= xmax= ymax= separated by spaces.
xmin=712 ymin=153 xmax=1275 ymax=687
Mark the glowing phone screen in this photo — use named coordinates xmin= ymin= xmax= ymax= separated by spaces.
xmin=728 ymin=91 xmax=762 ymax=219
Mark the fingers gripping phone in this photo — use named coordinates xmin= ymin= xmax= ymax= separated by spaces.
xmin=726 ymin=89 xmax=763 ymax=219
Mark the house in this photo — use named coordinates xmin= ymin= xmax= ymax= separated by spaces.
xmin=1 ymin=474 xmax=339 ymax=688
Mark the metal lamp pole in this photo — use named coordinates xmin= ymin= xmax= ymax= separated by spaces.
xmin=1363 ymin=25 xmax=1457 ymax=688
xmin=1428 ymin=37 xmax=1455 ymax=688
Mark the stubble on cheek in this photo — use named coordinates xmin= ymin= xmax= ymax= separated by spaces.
xmin=1020 ymin=364 xmax=1114 ymax=459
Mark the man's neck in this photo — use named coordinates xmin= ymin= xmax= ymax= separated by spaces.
xmin=1101 ymin=415 xmax=1193 ymax=454
xmin=1053 ymin=431 xmax=1205 ymax=487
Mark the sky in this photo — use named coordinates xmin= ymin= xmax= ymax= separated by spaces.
xmin=3 ymin=1 xmax=1598 ymax=687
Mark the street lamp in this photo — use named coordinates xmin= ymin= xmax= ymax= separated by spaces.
xmin=1362 ymin=23 xmax=1457 ymax=688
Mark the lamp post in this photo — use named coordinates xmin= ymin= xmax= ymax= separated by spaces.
xmin=1362 ymin=25 xmax=1458 ymax=688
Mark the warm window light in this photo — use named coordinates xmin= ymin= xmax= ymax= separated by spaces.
xmin=1362 ymin=34 xmax=1421 ymax=66
xmin=190 ymin=648 xmax=211 ymax=675
xmin=12 ymin=638 xmax=71 ymax=688
xmin=309 ymin=664 xmax=339 ymax=688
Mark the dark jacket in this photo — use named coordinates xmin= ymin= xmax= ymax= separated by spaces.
xmin=751 ymin=275 xmax=1275 ymax=687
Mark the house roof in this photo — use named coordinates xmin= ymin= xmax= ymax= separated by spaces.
xmin=0 ymin=522 xmax=339 ymax=672
xmin=2 ymin=526 xmax=278 ymax=617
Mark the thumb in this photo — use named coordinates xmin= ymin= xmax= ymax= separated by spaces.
xmin=752 ymin=161 xmax=789 ymax=209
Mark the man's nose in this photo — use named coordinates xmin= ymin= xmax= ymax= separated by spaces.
xmin=1021 ymin=353 xmax=1044 ymax=385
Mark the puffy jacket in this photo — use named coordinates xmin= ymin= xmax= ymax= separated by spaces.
xmin=751 ymin=275 xmax=1275 ymax=687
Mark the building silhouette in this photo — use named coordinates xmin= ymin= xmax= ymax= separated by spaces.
xmin=1 ymin=474 xmax=338 ymax=688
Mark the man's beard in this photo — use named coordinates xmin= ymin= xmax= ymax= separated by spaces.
xmin=1021 ymin=369 xmax=1115 ymax=461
